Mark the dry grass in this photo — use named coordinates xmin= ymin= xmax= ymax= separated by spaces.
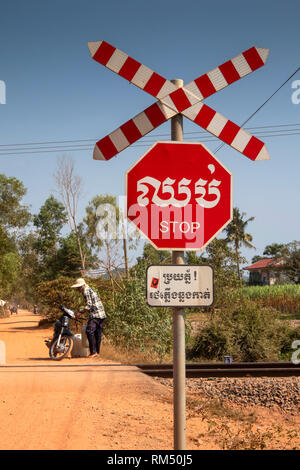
xmin=185 ymin=394 xmax=300 ymax=450
xmin=186 ymin=396 xmax=257 ymax=423
xmin=100 ymin=337 xmax=172 ymax=364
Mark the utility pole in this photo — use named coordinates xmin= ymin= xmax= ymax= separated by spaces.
xmin=171 ymin=79 xmax=186 ymax=450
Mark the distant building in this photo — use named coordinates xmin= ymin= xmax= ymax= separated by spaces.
xmin=83 ymin=269 xmax=102 ymax=279
xmin=243 ymin=258 xmax=288 ymax=285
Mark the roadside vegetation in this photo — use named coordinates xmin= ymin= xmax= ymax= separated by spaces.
xmin=187 ymin=291 xmax=300 ymax=362
xmin=0 ymin=163 xmax=299 ymax=363
xmin=240 ymin=284 xmax=300 ymax=317
xmin=35 ymin=269 xmax=173 ymax=362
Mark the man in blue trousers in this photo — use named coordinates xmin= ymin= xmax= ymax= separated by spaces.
xmin=71 ymin=278 xmax=106 ymax=358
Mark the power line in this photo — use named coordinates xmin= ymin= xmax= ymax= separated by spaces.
xmin=0 ymin=147 xmax=94 ymax=156
xmin=0 ymin=138 xmax=97 ymax=147
xmin=214 ymin=66 xmax=300 ymax=153
xmin=0 ymin=130 xmax=300 ymax=156
xmin=0 ymin=131 xmax=299 ymax=155
xmin=132 ymin=131 xmax=300 ymax=146
xmin=1 ymin=123 xmax=300 ymax=149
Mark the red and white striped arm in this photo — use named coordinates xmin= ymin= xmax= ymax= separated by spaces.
xmin=155 ymin=46 xmax=270 ymax=160
xmin=159 ymin=91 xmax=269 ymax=161
xmin=183 ymin=47 xmax=269 ymax=101
xmin=89 ymin=41 xmax=270 ymax=161
xmin=183 ymin=102 xmax=269 ymax=161
xmin=93 ymin=89 xmax=269 ymax=161
xmin=94 ymin=96 xmax=269 ymax=162
xmin=88 ymin=42 xmax=268 ymax=104
xmin=93 ymin=100 xmax=177 ymax=160
xmin=94 ymin=77 xmax=269 ymax=161
xmin=88 ymin=41 xmax=177 ymax=99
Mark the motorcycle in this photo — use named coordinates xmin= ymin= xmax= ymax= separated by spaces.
xmin=45 ymin=296 xmax=79 ymax=361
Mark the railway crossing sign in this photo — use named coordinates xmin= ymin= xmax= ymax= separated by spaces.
xmin=87 ymin=40 xmax=270 ymax=451
xmin=126 ymin=141 xmax=233 ymax=251
xmin=88 ymin=41 xmax=270 ymax=162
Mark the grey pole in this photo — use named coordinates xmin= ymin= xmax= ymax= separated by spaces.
xmin=171 ymin=79 xmax=186 ymax=450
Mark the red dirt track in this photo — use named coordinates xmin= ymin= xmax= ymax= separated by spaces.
xmin=0 ymin=309 xmax=181 ymax=450
xmin=1 ymin=309 xmax=299 ymax=451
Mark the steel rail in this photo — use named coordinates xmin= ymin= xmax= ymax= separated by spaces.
xmin=136 ymin=362 xmax=300 ymax=378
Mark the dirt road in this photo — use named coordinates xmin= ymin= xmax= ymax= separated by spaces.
xmin=1 ymin=310 xmax=300 ymax=451
xmin=0 ymin=309 xmax=204 ymax=450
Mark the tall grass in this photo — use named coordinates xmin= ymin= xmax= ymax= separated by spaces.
xmin=240 ymin=285 xmax=300 ymax=316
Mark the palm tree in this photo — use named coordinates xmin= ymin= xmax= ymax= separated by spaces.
xmin=225 ymin=207 xmax=255 ymax=279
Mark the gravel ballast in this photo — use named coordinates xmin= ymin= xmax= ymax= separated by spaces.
xmin=155 ymin=376 xmax=300 ymax=412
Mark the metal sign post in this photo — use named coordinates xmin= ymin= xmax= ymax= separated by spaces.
xmin=171 ymin=79 xmax=186 ymax=450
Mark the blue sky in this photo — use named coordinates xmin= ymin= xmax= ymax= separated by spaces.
xmin=0 ymin=0 xmax=299 ymax=268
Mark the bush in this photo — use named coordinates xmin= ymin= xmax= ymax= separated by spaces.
xmin=35 ymin=276 xmax=113 ymax=323
xmin=279 ymin=325 xmax=300 ymax=359
xmin=187 ymin=292 xmax=296 ymax=362
xmin=105 ymin=273 xmax=173 ymax=361
xmin=0 ymin=305 xmax=8 ymax=318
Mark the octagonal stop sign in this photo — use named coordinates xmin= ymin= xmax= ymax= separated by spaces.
xmin=126 ymin=141 xmax=233 ymax=251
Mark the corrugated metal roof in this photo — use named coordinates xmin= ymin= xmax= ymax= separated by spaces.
xmin=243 ymin=258 xmax=283 ymax=270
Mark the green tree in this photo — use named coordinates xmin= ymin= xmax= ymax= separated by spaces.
xmin=136 ymin=242 xmax=171 ymax=266
xmin=0 ymin=252 xmax=21 ymax=298
xmin=282 ymin=241 xmax=300 ymax=284
xmin=84 ymin=194 xmax=139 ymax=280
xmin=84 ymin=194 xmax=119 ymax=250
xmin=0 ymin=174 xmax=31 ymax=298
xmin=0 ymin=174 xmax=31 ymax=229
xmin=192 ymin=239 xmax=241 ymax=310
xmin=55 ymin=228 xmax=95 ymax=278
xmin=185 ymin=251 xmax=202 ymax=265
xmin=225 ymin=207 xmax=255 ymax=279
xmin=17 ymin=232 xmax=40 ymax=299
xmin=84 ymin=194 xmax=123 ymax=282
xmin=0 ymin=226 xmax=16 ymax=258
xmin=263 ymin=243 xmax=287 ymax=258
xmin=33 ymin=195 xmax=68 ymax=256
xmin=251 ymin=255 xmax=265 ymax=263
xmin=185 ymin=239 xmax=241 ymax=293
xmin=32 ymin=195 xmax=68 ymax=281
xmin=205 ymin=239 xmax=241 ymax=284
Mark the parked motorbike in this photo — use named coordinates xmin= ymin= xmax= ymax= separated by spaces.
xmin=45 ymin=296 xmax=78 ymax=361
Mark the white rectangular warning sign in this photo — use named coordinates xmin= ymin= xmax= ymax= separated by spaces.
xmin=146 ymin=265 xmax=214 ymax=307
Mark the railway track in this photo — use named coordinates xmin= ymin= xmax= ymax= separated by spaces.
xmin=1 ymin=361 xmax=300 ymax=378
xmin=136 ymin=362 xmax=300 ymax=378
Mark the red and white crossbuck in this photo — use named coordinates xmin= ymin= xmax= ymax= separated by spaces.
xmin=88 ymin=41 xmax=270 ymax=162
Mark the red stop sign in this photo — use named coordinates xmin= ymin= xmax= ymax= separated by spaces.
xmin=126 ymin=141 xmax=232 ymax=250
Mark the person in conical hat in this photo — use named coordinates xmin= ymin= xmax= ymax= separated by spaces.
xmin=71 ymin=278 xmax=106 ymax=358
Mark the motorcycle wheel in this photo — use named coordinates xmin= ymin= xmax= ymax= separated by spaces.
xmin=49 ymin=335 xmax=73 ymax=360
